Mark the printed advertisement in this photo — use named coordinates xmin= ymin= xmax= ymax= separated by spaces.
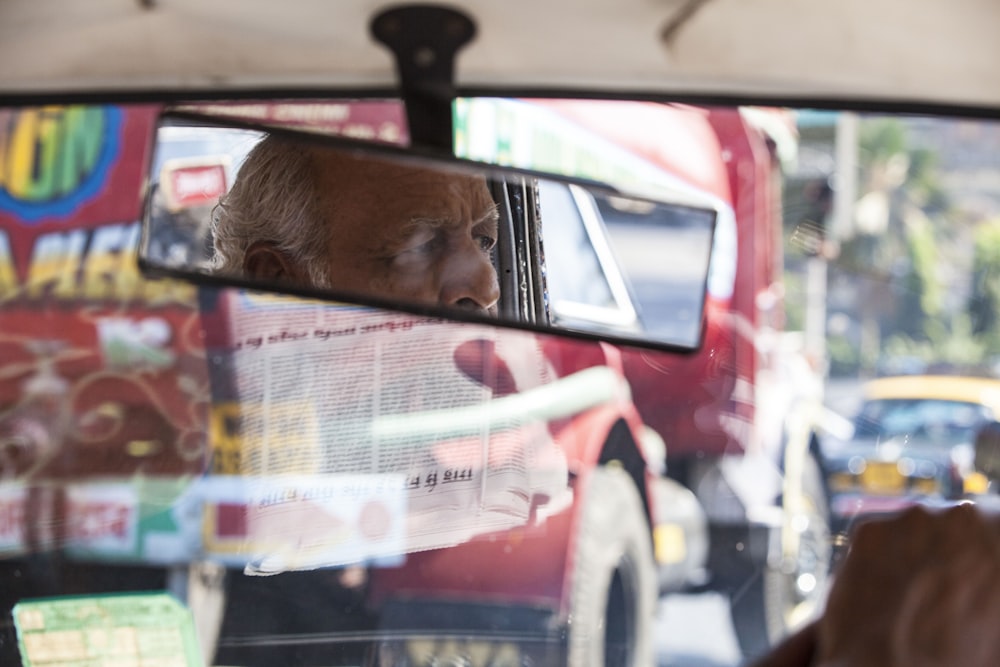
xmin=0 ymin=105 xmax=211 ymax=565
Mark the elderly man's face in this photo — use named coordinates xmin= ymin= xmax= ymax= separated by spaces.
xmin=313 ymin=152 xmax=500 ymax=314
xmin=244 ymin=147 xmax=501 ymax=314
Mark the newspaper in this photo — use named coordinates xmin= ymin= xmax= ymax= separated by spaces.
xmin=206 ymin=292 xmax=584 ymax=573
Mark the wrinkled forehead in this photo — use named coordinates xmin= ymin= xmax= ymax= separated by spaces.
xmin=311 ymin=147 xmax=494 ymax=221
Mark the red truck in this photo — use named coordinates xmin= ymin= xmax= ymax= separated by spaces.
xmin=455 ymin=98 xmax=831 ymax=654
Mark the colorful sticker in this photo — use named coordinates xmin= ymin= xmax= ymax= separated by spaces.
xmin=0 ymin=106 xmax=123 ymax=223
xmin=13 ymin=593 xmax=203 ymax=667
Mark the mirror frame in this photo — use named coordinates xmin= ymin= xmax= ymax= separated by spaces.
xmin=138 ymin=105 xmax=721 ymax=354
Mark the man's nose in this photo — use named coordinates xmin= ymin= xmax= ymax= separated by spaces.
xmin=440 ymin=244 xmax=500 ymax=314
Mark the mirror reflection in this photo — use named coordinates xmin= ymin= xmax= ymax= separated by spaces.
xmin=141 ymin=107 xmax=718 ymax=351
xmin=213 ymin=135 xmax=501 ymax=315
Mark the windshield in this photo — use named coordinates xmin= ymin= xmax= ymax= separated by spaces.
xmin=1 ymin=99 xmax=1000 ymax=667
xmin=854 ymin=399 xmax=993 ymax=443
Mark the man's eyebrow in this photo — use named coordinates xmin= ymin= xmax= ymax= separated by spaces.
xmin=480 ymin=203 xmax=500 ymax=225
xmin=397 ymin=216 xmax=449 ymax=236
xmin=378 ymin=203 xmax=500 ymax=255
xmin=402 ymin=203 xmax=499 ymax=231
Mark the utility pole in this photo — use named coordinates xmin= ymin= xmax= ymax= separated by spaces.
xmin=805 ymin=112 xmax=858 ymax=376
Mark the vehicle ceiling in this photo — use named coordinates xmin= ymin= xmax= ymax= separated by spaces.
xmin=1 ymin=0 xmax=999 ymax=111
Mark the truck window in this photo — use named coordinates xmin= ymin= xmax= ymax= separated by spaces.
xmin=539 ymin=180 xmax=638 ymax=333
xmin=596 ymin=194 xmax=715 ymax=345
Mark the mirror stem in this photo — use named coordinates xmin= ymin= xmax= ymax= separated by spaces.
xmin=370 ymin=4 xmax=477 ymax=154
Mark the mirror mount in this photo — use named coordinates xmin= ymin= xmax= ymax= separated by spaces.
xmin=370 ymin=4 xmax=476 ymax=154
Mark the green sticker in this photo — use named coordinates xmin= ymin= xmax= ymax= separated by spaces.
xmin=12 ymin=592 xmax=203 ymax=667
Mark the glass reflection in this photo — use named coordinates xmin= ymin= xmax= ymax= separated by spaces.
xmin=1 ymin=100 xmax=1000 ymax=667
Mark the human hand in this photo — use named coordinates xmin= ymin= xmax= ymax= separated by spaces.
xmin=746 ymin=621 xmax=817 ymax=667
xmin=816 ymin=504 xmax=1000 ymax=667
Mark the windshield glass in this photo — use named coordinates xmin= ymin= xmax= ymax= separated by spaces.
xmin=1 ymin=100 xmax=1000 ymax=667
xmin=854 ymin=399 xmax=993 ymax=442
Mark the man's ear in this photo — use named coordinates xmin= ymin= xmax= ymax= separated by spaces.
xmin=243 ymin=241 xmax=309 ymax=283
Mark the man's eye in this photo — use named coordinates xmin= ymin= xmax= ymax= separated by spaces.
xmin=400 ymin=233 xmax=442 ymax=255
xmin=476 ymin=234 xmax=497 ymax=252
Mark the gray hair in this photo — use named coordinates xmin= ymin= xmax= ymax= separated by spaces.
xmin=211 ymin=134 xmax=332 ymax=287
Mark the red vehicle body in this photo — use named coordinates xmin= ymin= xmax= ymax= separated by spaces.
xmin=453 ymin=98 xmax=827 ymax=651
xmin=482 ymin=99 xmax=792 ymax=463
xmin=555 ymin=102 xmax=828 ymax=654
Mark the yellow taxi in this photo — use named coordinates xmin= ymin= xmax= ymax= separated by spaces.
xmin=822 ymin=375 xmax=1000 ymax=529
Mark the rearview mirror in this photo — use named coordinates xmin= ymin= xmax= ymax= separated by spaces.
xmin=138 ymin=103 xmax=719 ymax=352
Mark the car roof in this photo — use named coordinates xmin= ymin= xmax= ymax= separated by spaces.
xmin=1 ymin=0 xmax=999 ymax=111
xmin=863 ymin=375 xmax=1000 ymax=412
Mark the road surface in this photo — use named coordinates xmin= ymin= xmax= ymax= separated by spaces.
xmin=656 ymin=593 xmax=742 ymax=667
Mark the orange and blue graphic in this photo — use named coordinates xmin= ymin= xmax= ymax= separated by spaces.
xmin=0 ymin=106 xmax=123 ymax=222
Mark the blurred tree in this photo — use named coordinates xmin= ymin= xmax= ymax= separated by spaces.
xmin=832 ymin=117 xmax=950 ymax=373
xmin=969 ymin=219 xmax=1000 ymax=354
xmin=881 ymin=313 xmax=985 ymax=375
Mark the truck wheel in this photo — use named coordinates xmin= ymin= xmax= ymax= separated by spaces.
xmin=730 ymin=454 xmax=831 ymax=660
xmin=567 ymin=465 xmax=656 ymax=667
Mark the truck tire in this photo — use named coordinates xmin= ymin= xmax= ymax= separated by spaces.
xmin=730 ymin=454 xmax=830 ymax=660
xmin=567 ymin=465 xmax=656 ymax=667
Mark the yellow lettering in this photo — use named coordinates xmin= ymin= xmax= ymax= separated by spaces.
xmin=118 ymin=244 xmax=144 ymax=301
xmin=6 ymin=108 xmax=64 ymax=202
xmin=5 ymin=110 xmax=39 ymax=198
xmin=0 ymin=231 xmax=16 ymax=295
xmin=139 ymin=269 xmax=197 ymax=306
xmin=210 ymin=403 xmax=244 ymax=474
xmin=25 ymin=230 xmax=86 ymax=299
xmin=0 ymin=114 xmax=6 ymax=189
xmin=81 ymin=224 xmax=127 ymax=300
xmin=81 ymin=223 xmax=196 ymax=305
xmin=16 ymin=224 xmax=198 ymax=304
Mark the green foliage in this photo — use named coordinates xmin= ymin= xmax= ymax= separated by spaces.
xmin=859 ymin=118 xmax=907 ymax=163
xmin=882 ymin=314 xmax=987 ymax=373
xmin=906 ymin=215 xmax=941 ymax=324
xmin=782 ymin=269 xmax=806 ymax=331
xmin=837 ymin=116 xmax=957 ymax=365
xmin=827 ymin=333 xmax=861 ymax=377
xmin=792 ymin=114 xmax=992 ymax=378
xmin=969 ymin=219 xmax=1000 ymax=352
xmin=908 ymin=148 xmax=950 ymax=214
